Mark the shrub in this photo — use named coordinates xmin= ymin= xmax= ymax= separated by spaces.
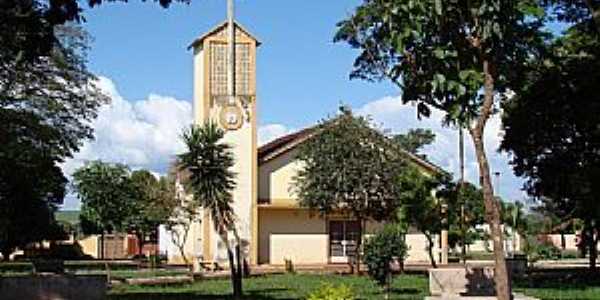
xmin=524 ymin=237 xmax=561 ymax=264
xmin=48 ymin=243 xmax=92 ymax=260
xmin=306 ymin=283 xmax=355 ymax=300
xmin=363 ymin=224 xmax=408 ymax=288
xmin=0 ymin=262 xmax=34 ymax=274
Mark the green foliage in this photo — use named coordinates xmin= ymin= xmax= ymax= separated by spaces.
xmin=336 ymin=3 xmax=545 ymax=296
xmin=0 ymin=22 xmax=104 ymax=260
xmin=541 ymin=0 xmax=600 ymax=32
xmin=501 ymin=201 xmax=528 ymax=236
xmin=128 ymin=170 xmax=178 ymax=254
xmin=393 ymin=128 xmax=435 ymax=155
xmin=363 ymin=224 xmax=408 ymax=286
xmin=294 ymin=108 xmax=406 ymax=222
xmin=293 ymin=108 xmax=409 ymax=272
xmin=73 ymin=161 xmax=136 ymax=235
xmin=306 ymin=283 xmax=355 ymax=300
xmin=439 ymin=182 xmax=486 ymax=249
xmin=500 ymin=5 xmax=600 ymax=268
xmin=179 ymin=122 xmax=236 ymax=231
xmin=178 ymin=121 xmax=242 ymax=296
xmin=0 ymin=0 xmax=189 ymax=68
xmin=395 ymin=166 xmax=447 ymax=267
xmin=524 ymin=237 xmax=561 ymax=263
xmin=335 ymin=0 xmax=545 ymax=126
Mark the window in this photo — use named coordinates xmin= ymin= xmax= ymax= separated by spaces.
xmin=209 ymin=42 xmax=252 ymax=96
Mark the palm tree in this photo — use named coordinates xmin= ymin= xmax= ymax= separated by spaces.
xmin=178 ymin=122 xmax=243 ymax=298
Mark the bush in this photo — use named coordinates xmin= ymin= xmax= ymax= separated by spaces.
xmin=306 ymin=283 xmax=355 ymax=300
xmin=524 ymin=237 xmax=561 ymax=263
xmin=0 ymin=262 xmax=34 ymax=274
xmin=363 ymin=224 xmax=408 ymax=286
xmin=48 ymin=243 xmax=92 ymax=260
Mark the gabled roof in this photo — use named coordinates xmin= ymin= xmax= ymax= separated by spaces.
xmin=188 ymin=20 xmax=261 ymax=50
xmin=257 ymin=127 xmax=447 ymax=176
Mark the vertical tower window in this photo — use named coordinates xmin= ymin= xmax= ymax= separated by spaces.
xmin=210 ymin=42 xmax=252 ymax=96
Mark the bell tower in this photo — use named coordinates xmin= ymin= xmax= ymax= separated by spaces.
xmin=189 ymin=14 xmax=260 ymax=264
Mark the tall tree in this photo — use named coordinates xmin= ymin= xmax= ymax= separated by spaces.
xmin=439 ymin=182 xmax=486 ymax=259
xmin=178 ymin=122 xmax=243 ymax=298
xmin=501 ymin=22 xmax=600 ymax=269
xmin=0 ymin=150 xmax=66 ymax=260
xmin=335 ymin=2 xmax=545 ymax=297
xmin=72 ymin=161 xmax=136 ymax=259
xmin=293 ymin=108 xmax=407 ymax=273
xmin=0 ymin=0 xmax=189 ymax=66
xmin=396 ymin=166 xmax=449 ymax=268
xmin=541 ymin=0 xmax=600 ymax=33
xmin=128 ymin=170 xmax=179 ymax=256
xmin=0 ymin=12 xmax=104 ymax=259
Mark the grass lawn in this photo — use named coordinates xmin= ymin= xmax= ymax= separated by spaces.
xmin=514 ymin=269 xmax=600 ymax=300
xmin=109 ymin=273 xmax=429 ymax=300
xmin=77 ymin=269 xmax=189 ymax=279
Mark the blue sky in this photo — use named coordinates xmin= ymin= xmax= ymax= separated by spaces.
xmin=84 ymin=0 xmax=396 ymax=127
xmin=61 ymin=0 xmax=532 ymax=209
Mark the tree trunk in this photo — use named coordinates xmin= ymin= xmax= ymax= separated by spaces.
xmin=425 ymin=232 xmax=438 ymax=268
xmin=227 ymin=247 xmax=240 ymax=299
xmin=137 ymin=233 xmax=145 ymax=257
xmin=469 ymin=59 xmax=511 ymax=300
xmin=232 ymin=228 xmax=244 ymax=294
xmin=583 ymin=0 xmax=600 ymax=34
xmin=100 ymin=232 xmax=105 ymax=260
xmin=222 ymin=229 xmax=242 ymax=299
xmin=585 ymin=219 xmax=597 ymax=271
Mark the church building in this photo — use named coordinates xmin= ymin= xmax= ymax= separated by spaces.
xmin=160 ymin=19 xmax=446 ymax=267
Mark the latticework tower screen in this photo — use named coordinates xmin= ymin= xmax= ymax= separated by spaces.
xmin=210 ymin=42 xmax=252 ymax=96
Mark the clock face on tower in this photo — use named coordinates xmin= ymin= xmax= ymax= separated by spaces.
xmin=219 ymin=103 xmax=244 ymax=130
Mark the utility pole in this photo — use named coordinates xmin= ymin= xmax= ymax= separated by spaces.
xmin=227 ymin=0 xmax=236 ymax=106
xmin=459 ymin=127 xmax=466 ymax=264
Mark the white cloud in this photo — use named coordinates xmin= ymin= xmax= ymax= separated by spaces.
xmin=61 ymin=77 xmax=297 ymax=209
xmin=61 ymin=80 xmax=526 ymax=209
xmin=357 ymin=95 xmax=527 ymax=202
xmin=61 ymin=77 xmax=194 ymax=209
xmin=258 ymin=124 xmax=294 ymax=145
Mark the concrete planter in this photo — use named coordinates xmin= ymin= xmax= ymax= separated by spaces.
xmin=506 ymin=254 xmax=528 ymax=277
xmin=32 ymin=259 xmax=64 ymax=274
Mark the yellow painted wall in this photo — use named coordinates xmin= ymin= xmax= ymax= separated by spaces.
xmin=258 ymin=209 xmax=327 ymax=264
xmin=257 ymin=209 xmax=437 ymax=265
xmin=258 ymin=148 xmax=303 ymax=205
xmin=79 ymin=236 xmax=99 ymax=258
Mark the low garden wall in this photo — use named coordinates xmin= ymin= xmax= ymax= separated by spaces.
xmin=0 ymin=274 xmax=106 ymax=300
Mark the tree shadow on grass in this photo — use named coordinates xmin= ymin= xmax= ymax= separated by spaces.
xmin=108 ymin=288 xmax=298 ymax=300
xmin=513 ymin=268 xmax=600 ymax=290
xmin=389 ymin=287 xmax=421 ymax=294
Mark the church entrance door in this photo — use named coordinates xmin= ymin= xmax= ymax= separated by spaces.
xmin=329 ymin=220 xmax=360 ymax=264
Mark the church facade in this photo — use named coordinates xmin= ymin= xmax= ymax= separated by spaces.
xmin=160 ymin=21 xmax=446 ymax=267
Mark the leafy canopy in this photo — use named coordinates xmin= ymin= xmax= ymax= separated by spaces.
xmin=364 ymin=224 xmax=408 ymax=286
xmin=128 ymin=170 xmax=179 ymax=245
xmin=335 ymin=0 xmax=545 ymax=126
xmin=73 ymin=161 xmax=137 ymax=234
xmin=393 ymin=128 xmax=435 ymax=155
xmin=178 ymin=122 xmax=237 ymax=232
xmin=500 ymin=11 xmax=600 ymax=259
xmin=293 ymin=108 xmax=407 ymax=222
